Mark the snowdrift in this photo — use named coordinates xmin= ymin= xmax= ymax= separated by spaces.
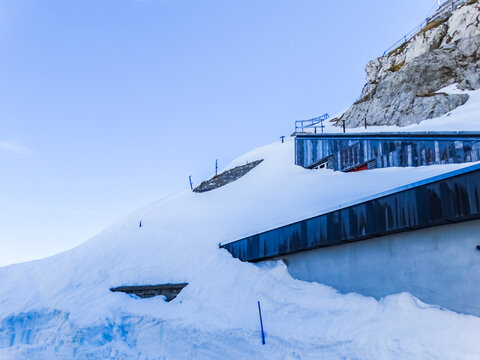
xmin=1 ymin=89 xmax=480 ymax=359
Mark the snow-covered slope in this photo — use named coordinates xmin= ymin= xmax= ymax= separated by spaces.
xmin=1 ymin=133 xmax=480 ymax=358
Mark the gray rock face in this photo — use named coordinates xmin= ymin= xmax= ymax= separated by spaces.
xmin=335 ymin=0 xmax=480 ymax=128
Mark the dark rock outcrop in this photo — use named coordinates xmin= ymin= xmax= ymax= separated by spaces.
xmin=193 ymin=160 xmax=263 ymax=193
xmin=110 ymin=283 xmax=188 ymax=301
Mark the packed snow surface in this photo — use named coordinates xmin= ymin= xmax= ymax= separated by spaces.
xmin=0 ymin=136 xmax=479 ymax=359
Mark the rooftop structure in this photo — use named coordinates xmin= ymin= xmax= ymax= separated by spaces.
xmin=221 ymin=162 xmax=480 ymax=261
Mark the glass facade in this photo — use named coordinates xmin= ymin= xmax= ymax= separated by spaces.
xmin=295 ymin=134 xmax=480 ymax=171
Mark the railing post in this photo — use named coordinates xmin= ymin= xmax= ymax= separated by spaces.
xmin=257 ymin=301 xmax=266 ymax=345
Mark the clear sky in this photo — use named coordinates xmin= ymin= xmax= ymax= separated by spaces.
xmin=0 ymin=0 xmax=436 ymax=266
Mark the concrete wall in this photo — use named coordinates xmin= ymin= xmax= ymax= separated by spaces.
xmin=284 ymin=220 xmax=480 ymax=316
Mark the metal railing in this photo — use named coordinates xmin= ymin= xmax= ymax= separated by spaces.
xmin=382 ymin=0 xmax=469 ymax=56
xmin=382 ymin=19 xmax=429 ymax=56
xmin=295 ymin=113 xmax=330 ymax=133
xmin=430 ymin=0 xmax=469 ymax=23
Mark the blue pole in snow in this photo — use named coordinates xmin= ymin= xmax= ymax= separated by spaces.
xmin=215 ymin=159 xmax=218 ymax=175
xmin=189 ymin=175 xmax=193 ymax=190
xmin=257 ymin=301 xmax=265 ymax=345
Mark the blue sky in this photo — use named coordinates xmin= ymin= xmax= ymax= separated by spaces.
xmin=0 ymin=0 xmax=435 ymax=266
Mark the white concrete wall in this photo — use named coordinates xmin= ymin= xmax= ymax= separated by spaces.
xmin=284 ymin=220 xmax=480 ymax=316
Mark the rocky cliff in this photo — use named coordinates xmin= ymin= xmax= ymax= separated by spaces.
xmin=335 ymin=0 xmax=480 ymax=128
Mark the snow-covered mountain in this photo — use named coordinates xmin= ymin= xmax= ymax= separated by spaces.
xmin=2 ymin=89 xmax=480 ymax=358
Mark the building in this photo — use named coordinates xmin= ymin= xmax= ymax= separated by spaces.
xmin=295 ymin=132 xmax=480 ymax=172
xmin=221 ymin=131 xmax=480 ymax=316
